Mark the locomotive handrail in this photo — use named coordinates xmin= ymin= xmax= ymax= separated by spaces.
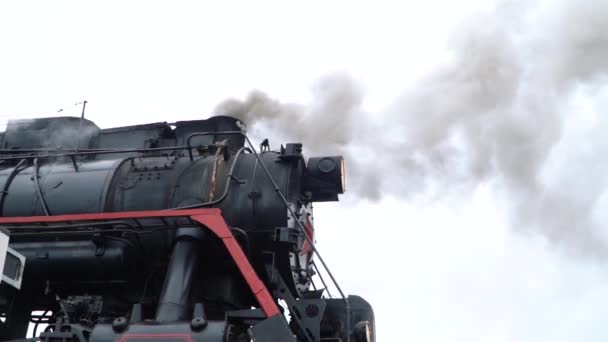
xmin=171 ymin=146 xmax=251 ymax=209
xmin=184 ymin=130 xmax=351 ymax=341
xmin=0 ymin=146 xmax=195 ymax=161
xmin=185 ymin=131 xmax=242 ymax=161
xmin=0 ymin=147 xmax=191 ymax=153
xmin=33 ymin=158 xmax=51 ymax=216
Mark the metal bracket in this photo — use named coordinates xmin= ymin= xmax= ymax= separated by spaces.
xmin=250 ymin=314 xmax=297 ymax=342
xmin=92 ymin=234 xmax=105 ymax=256
xmin=274 ymin=227 xmax=301 ymax=252
xmin=270 ymin=268 xmax=326 ymax=342
xmin=39 ymin=317 xmax=91 ymax=342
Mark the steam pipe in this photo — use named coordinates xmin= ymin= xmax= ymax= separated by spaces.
xmin=0 ymin=158 xmax=27 ymax=216
xmin=155 ymin=227 xmax=204 ymax=322
xmin=33 ymin=158 xmax=51 ymax=216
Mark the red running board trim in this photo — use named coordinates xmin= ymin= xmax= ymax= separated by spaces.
xmin=0 ymin=208 xmax=281 ymax=318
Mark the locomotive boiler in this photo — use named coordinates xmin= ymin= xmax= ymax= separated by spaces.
xmin=0 ymin=116 xmax=375 ymax=342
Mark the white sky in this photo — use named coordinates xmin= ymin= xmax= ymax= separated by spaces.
xmin=1 ymin=1 xmax=607 ymax=341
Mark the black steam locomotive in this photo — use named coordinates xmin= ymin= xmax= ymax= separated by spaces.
xmin=0 ymin=116 xmax=375 ymax=341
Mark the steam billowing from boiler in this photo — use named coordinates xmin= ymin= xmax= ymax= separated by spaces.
xmin=214 ymin=75 xmax=363 ymax=155
xmin=214 ymin=1 xmax=608 ymax=256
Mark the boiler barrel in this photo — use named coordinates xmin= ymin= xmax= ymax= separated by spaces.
xmin=0 ymin=151 xmax=304 ymax=232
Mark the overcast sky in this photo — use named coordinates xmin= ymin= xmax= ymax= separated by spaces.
xmin=1 ymin=1 xmax=608 ymax=341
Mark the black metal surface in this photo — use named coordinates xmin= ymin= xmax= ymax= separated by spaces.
xmin=0 ymin=159 xmax=124 ymax=216
xmin=0 ymin=291 xmax=32 ymax=340
xmin=11 ymin=239 xmax=138 ymax=281
xmin=250 ymin=315 xmax=297 ymax=342
xmin=0 ymin=115 xmax=374 ymax=341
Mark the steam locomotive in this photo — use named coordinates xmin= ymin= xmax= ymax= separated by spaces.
xmin=0 ymin=116 xmax=375 ymax=341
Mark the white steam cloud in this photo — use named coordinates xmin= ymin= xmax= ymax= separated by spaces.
xmin=213 ymin=1 xmax=608 ymax=256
